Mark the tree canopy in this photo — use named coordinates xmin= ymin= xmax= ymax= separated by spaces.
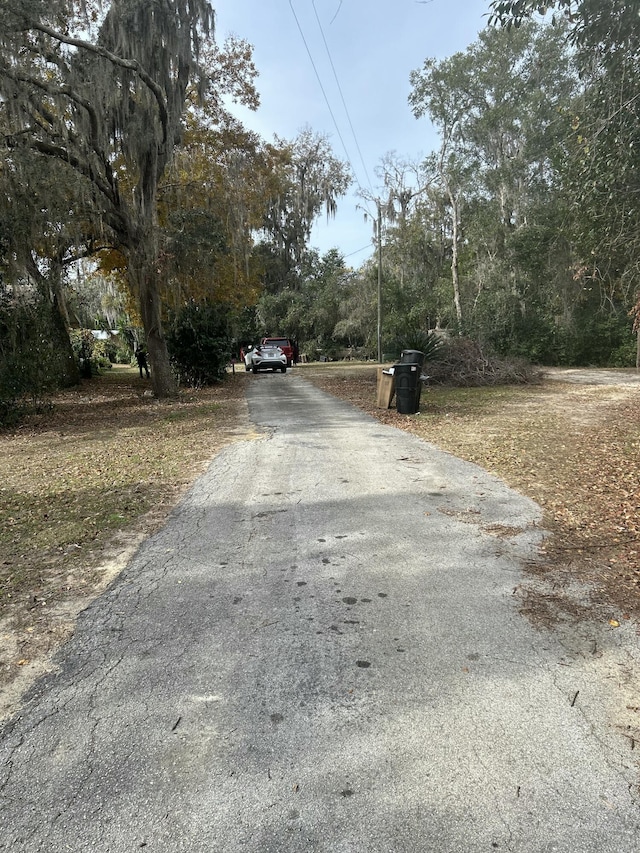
xmin=489 ymin=0 xmax=640 ymax=362
xmin=0 ymin=0 xmax=219 ymax=395
xmin=2 ymin=0 xmax=637 ymax=408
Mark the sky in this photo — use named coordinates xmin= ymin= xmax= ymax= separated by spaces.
xmin=211 ymin=0 xmax=490 ymax=265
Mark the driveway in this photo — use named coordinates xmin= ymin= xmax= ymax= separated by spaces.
xmin=1 ymin=374 xmax=639 ymax=851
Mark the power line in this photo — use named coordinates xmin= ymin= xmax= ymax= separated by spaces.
xmin=344 ymin=242 xmax=374 ymax=258
xmin=288 ymin=0 xmax=378 ymax=263
xmin=311 ymin=0 xmax=374 ymax=194
xmin=287 ymin=0 xmax=357 ymax=182
xmin=330 ymin=1 xmax=343 ymax=26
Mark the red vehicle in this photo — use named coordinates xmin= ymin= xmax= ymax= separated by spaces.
xmin=261 ymin=337 xmax=295 ymax=366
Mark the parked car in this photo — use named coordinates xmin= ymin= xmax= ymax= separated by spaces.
xmin=261 ymin=336 xmax=295 ymax=366
xmin=248 ymin=344 xmax=287 ymax=373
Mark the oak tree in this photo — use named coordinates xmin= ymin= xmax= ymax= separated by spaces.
xmin=0 ymin=0 xmax=215 ymax=396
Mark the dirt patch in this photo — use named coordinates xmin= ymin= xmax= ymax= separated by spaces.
xmin=0 ymin=366 xmax=255 ymax=720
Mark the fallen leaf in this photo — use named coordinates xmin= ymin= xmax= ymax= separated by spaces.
xmin=609 ymin=619 xmax=620 ymax=628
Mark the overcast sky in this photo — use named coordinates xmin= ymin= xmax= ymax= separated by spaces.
xmin=212 ymin=0 xmax=490 ymax=265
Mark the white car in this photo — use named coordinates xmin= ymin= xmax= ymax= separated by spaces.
xmin=247 ymin=344 xmax=287 ymax=373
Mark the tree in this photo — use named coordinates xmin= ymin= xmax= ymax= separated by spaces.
xmin=255 ymin=248 xmax=351 ymax=357
xmin=409 ymin=23 xmax=589 ymax=357
xmin=159 ymin=37 xmax=263 ymax=311
xmin=373 ymin=153 xmax=431 ymax=290
xmin=0 ymin=0 xmax=215 ymax=396
xmin=488 ymin=1 xmax=640 ymax=58
xmin=258 ymin=128 xmax=351 ymax=289
xmin=489 ymin=0 xmax=640 ymax=361
xmin=0 ymin=131 xmax=82 ymax=387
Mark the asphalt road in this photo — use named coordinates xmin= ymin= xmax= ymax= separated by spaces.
xmin=1 ymin=373 xmax=639 ymax=852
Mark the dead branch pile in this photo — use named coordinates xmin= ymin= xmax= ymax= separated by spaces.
xmin=424 ymin=338 xmax=544 ymax=387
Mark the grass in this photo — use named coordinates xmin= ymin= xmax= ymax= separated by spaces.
xmin=0 ymin=366 xmax=251 ymax=627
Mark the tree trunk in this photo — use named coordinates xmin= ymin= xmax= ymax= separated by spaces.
xmin=126 ymin=168 xmax=178 ymax=398
xmin=447 ymin=187 xmax=463 ymax=329
xmin=50 ymin=291 xmax=80 ymax=387
xmin=130 ymin=257 xmax=177 ymax=397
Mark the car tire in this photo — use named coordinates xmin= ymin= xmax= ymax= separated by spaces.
xmin=281 ymin=366 xmax=286 ymax=373
xmin=252 ymin=366 xmax=257 ymax=374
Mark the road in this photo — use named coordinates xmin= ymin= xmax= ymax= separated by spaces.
xmin=1 ymin=373 xmax=639 ymax=852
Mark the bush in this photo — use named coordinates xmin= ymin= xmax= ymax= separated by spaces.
xmin=166 ymin=301 xmax=233 ymax=386
xmin=0 ymin=296 xmax=75 ymax=426
xmin=114 ymin=345 xmax=133 ymax=365
xmin=89 ymin=340 xmax=112 ymax=371
xmin=601 ymin=337 xmax=637 ymax=368
xmin=69 ymin=329 xmax=95 ymax=378
xmin=389 ymin=328 xmax=445 ymax=364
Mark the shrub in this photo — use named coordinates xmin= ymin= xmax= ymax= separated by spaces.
xmin=166 ymin=301 xmax=233 ymax=386
xmin=114 ymin=345 xmax=133 ymax=364
xmin=91 ymin=340 xmax=114 ymax=371
xmin=604 ymin=338 xmax=637 ymax=368
xmin=0 ymin=296 xmax=75 ymax=426
xmin=392 ymin=328 xmax=445 ymax=363
xmin=69 ymin=329 xmax=95 ymax=378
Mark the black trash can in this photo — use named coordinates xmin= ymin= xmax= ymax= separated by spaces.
xmin=400 ymin=349 xmax=425 ymax=367
xmin=394 ymin=362 xmax=422 ymax=414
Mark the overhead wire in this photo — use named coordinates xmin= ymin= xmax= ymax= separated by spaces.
xmin=345 ymin=243 xmax=376 ymax=258
xmin=329 ymin=1 xmax=343 ymax=26
xmin=287 ymin=0 xmax=357 ymax=183
xmin=287 ymin=0 xmax=376 ymax=237
xmin=311 ymin=0 xmax=375 ymax=194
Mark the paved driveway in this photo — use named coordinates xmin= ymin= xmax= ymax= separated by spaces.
xmin=1 ymin=374 xmax=639 ymax=851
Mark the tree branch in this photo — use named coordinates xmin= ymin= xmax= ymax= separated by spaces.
xmin=9 ymin=135 xmax=127 ymax=235
xmin=28 ymin=20 xmax=169 ymax=145
xmin=1 ymin=62 xmax=101 ymax=144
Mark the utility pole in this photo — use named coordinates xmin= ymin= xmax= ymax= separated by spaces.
xmin=357 ymin=194 xmax=384 ymax=363
xmin=377 ymin=200 xmax=383 ymax=364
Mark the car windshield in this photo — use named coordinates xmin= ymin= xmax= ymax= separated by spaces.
xmin=268 ymin=339 xmax=289 ymax=347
